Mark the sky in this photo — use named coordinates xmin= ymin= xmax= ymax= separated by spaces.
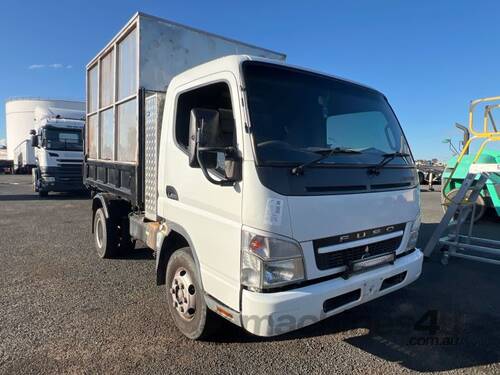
xmin=1 ymin=0 xmax=500 ymax=160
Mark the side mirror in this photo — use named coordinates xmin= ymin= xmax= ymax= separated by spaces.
xmin=224 ymin=149 xmax=242 ymax=181
xmin=30 ymin=129 xmax=38 ymax=148
xmin=188 ymin=108 xmax=241 ymax=186
xmin=442 ymin=138 xmax=458 ymax=155
xmin=455 ymin=123 xmax=470 ymax=155
xmin=188 ymin=108 xmax=218 ymax=168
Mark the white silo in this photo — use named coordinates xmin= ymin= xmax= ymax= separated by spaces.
xmin=5 ymin=98 xmax=85 ymax=160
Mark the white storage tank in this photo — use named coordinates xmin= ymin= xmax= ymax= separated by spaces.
xmin=5 ymin=98 xmax=85 ymax=160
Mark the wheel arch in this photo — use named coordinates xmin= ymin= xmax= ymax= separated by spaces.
xmin=156 ymin=222 xmax=203 ymax=287
xmin=91 ymin=193 xmax=131 ymax=233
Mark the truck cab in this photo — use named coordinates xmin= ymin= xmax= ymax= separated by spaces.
xmin=31 ymin=107 xmax=85 ymax=196
xmin=85 ymin=13 xmax=422 ymax=339
xmin=154 ymin=55 xmax=422 ymax=336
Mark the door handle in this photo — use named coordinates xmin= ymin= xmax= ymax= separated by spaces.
xmin=166 ymin=185 xmax=178 ymax=200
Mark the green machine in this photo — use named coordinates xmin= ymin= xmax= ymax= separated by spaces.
xmin=442 ymin=114 xmax=500 ymax=221
xmin=425 ymin=96 xmax=500 ymax=264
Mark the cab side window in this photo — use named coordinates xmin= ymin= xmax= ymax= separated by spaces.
xmin=175 ymin=82 xmax=236 ymax=174
xmin=176 ymin=82 xmax=233 ymax=138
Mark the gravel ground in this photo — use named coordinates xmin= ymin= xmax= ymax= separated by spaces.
xmin=1 ymin=174 xmax=499 ymax=374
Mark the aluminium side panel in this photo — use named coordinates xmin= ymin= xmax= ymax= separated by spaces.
xmin=144 ymin=92 xmax=165 ymax=221
xmin=138 ymin=14 xmax=286 ymax=92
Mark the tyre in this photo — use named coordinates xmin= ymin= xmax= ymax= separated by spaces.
xmin=441 ymin=188 xmax=485 ymax=222
xmin=93 ymin=207 xmax=119 ymax=258
xmin=38 ymin=190 xmax=48 ymax=197
xmin=32 ymin=169 xmax=40 ymax=192
xmin=165 ymin=247 xmax=220 ymax=340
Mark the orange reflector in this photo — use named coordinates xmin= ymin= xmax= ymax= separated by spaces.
xmin=216 ymin=306 xmax=233 ymax=319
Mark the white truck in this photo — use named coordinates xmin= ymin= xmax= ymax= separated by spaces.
xmin=13 ymin=138 xmax=35 ymax=174
xmin=30 ymin=106 xmax=85 ymax=196
xmin=85 ymin=13 xmax=423 ymax=339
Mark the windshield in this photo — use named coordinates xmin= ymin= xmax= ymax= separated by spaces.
xmin=44 ymin=128 xmax=83 ymax=151
xmin=243 ymin=62 xmax=412 ymax=167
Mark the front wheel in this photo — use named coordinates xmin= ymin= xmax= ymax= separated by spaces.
xmin=32 ymin=169 xmax=42 ymax=193
xmin=165 ymin=247 xmax=220 ymax=340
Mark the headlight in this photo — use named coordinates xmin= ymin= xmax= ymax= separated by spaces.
xmin=241 ymin=230 xmax=305 ymax=291
xmin=406 ymin=213 xmax=421 ymax=250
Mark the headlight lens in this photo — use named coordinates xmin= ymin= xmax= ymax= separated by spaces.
xmin=241 ymin=230 xmax=305 ymax=291
xmin=406 ymin=213 xmax=421 ymax=250
xmin=263 ymin=258 xmax=305 ymax=287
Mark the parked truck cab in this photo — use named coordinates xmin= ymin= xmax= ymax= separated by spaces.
xmin=158 ymin=56 xmax=422 ymax=336
xmin=85 ymin=13 xmax=422 ymax=339
xmin=31 ymin=107 xmax=85 ymax=196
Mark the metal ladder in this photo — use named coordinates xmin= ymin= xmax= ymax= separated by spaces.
xmin=423 ymin=94 xmax=500 ymax=265
xmin=423 ymin=164 xmax=500 ymax=265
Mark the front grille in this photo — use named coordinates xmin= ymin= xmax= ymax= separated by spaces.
xmin=41 ymin=164 xmax=83 ymax=184
xmin=314 ymin=236 xmax=403 ymax=270
xmin=56 ymin=159 xmax=83 ymax=163
xmin=58 ymin=163 xmax=83 ymax=171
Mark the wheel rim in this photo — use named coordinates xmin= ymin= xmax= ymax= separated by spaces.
xmin=170 ymin=267 xmax=196 ymax=321
xmin=95 ymin=215 xmax=104 ymax=248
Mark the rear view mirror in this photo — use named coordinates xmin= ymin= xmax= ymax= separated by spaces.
xmin=188 ymin=108 xmax=241 ymax=187
xmin=455 ymin=123 xmax=470 ymax=155
xmin=224 ymin=157 xmax=242 ymax=181
xmin=30 ymin=129 xmax=38 ymax=147
xmin=188 ymin=108 xmax=218 ymax=168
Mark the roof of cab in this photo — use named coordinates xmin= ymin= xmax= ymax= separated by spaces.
xmin=169 ymin=54 xmax=380 ymax=94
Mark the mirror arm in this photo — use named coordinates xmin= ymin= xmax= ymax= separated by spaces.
xmin=198 ymin=146 xmax=237 ymax=156
xmin=195 ymin=132 xmax=235 ymax=187
xmin=196 ymin=149 xmax=235 ymax=187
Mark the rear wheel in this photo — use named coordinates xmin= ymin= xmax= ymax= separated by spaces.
xmin=94 ymin=208 xmax=118 ymax=258
xmin=38 ymin=190 xmax=48 ymax=197
xmin=165 ymin=247 xmax=220 ymax=340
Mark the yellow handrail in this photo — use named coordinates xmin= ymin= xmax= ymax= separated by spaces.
xmin=442 ymin=96 xmax=500 ymax=205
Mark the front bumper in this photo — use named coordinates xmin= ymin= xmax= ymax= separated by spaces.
xmin=241 ymin=249 xmax=423 ymax=336
xmin=40 ymin=179 xmax=85 ymax=192
xmin=39 ymin=166 xmax=84 ymax=192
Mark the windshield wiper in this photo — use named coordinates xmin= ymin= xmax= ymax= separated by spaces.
xmin=291 ymin=147 xmax=361 ymax=176
xmin=368 ymin=152 xmax=411 ymax=175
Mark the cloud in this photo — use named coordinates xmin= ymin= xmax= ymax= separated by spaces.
xmin=28 ymin=63 xmax=73 ymax=70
